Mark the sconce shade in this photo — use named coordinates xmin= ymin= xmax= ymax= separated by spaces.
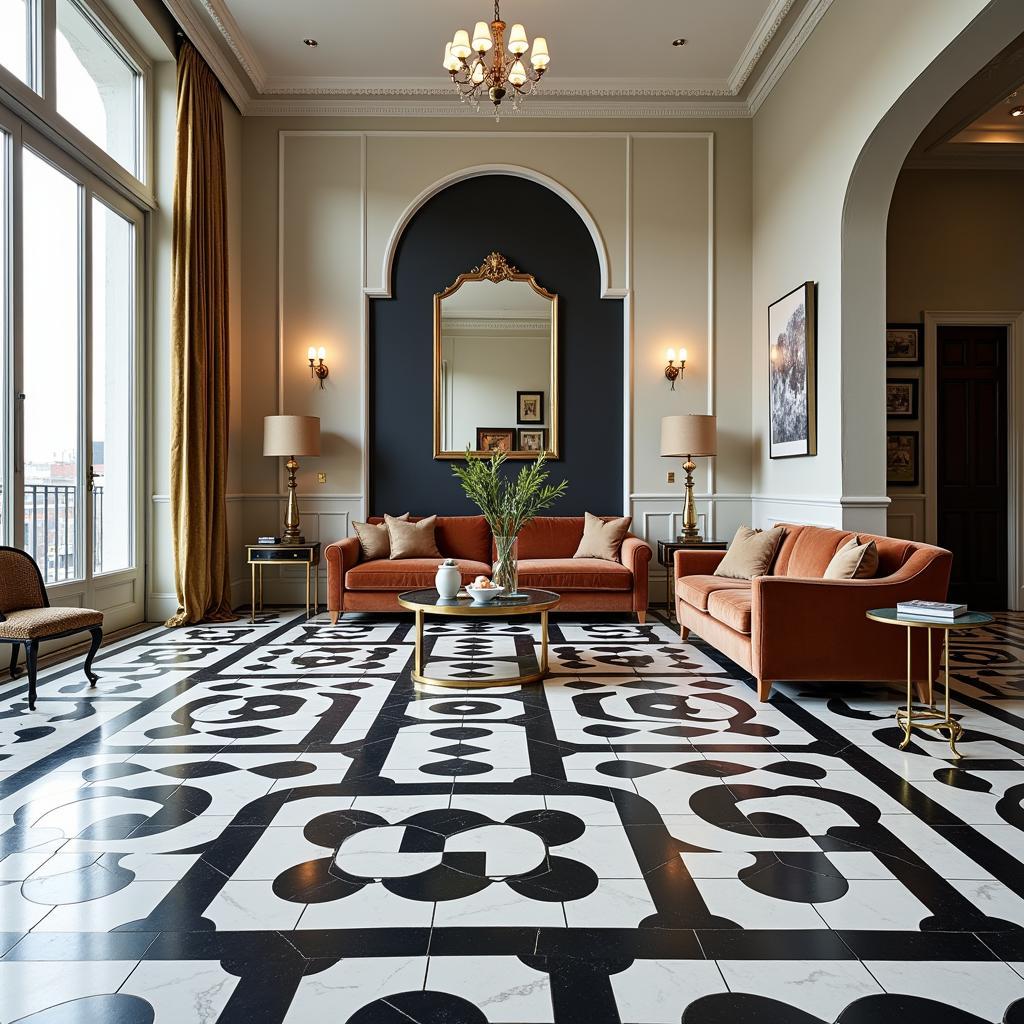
xmin=660 ymin=414 xmax=717 ymax=458
xmin=264 ymin=415 xmax=321 ymax=457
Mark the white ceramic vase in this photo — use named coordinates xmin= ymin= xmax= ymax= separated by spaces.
xmin=435 ymin=559 xmax=461 ymax=599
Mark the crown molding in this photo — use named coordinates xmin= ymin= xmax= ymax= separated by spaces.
xmin=727 ymin=0 xmax=797 ymax=94
xmin=746 ymin=0 xmax=835 ymax=114
xmin=197 ymin=0 xmax=267 ymax=92
xmin=245 ymin=96 xmax=752 ymax=118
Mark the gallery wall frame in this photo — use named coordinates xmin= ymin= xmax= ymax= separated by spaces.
xmin=768 ymin=281 xmax=817 ymax=459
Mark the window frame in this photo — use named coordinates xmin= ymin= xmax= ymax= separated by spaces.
xmin=0 ymin=0 xmax=153 ymax=208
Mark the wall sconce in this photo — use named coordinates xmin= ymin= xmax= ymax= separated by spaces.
xmin=307 ymin=347 xmax=329 ymax=389
xmin=664 ymin=347 xmax=687 ymax=390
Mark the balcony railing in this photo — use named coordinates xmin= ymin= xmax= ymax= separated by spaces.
xmin=22 ymin=483 xmax=104 ymax=582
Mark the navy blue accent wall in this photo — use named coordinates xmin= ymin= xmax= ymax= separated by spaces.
xmin=370 ymin=174 xmax=623 ymax=515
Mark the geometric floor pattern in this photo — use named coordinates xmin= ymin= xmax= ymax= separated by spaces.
xmin=2 ymin=608 xmax=1024 ymax=1022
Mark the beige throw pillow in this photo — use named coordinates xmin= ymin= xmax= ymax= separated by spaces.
xmin=713 ymin=525 xmax=785 ymax=580
xmin=573 ymin=512 xmax=632 ymax=561
xmin=353 ymin=514 xmax=409 ymax=561
xmin=823 ymin=535 xmax=878 ymax=580
xmin=386 ymin=514 xmax=442 ymax=560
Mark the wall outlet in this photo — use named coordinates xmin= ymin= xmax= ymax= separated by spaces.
xmin=666 ymin=471 xmax=675 ymax=484
xmin=317 ymin=472 xmax=327 ymax=484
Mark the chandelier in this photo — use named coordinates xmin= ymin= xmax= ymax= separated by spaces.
xmin=442 ymin=0 xmax=550 ymax=119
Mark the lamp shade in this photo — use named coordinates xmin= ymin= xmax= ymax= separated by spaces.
xmin=660 ymin=414 xmax=717 ymax=458
xmin=264 ymin=415 xmax=321 ymax=457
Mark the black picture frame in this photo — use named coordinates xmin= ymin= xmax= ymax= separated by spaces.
xmin=516 ymin=391 xmax=544 ymax=425
xmin=517 ymin=428 xmax=547 ymax=452
xmin=886 ymin=378 xmax=919 ymax=419
xmin=886 ymin=323 xmax=923 ymax=366
xmin=768 ymin=281 xmax=817 ymax=459
xmin=886 ymin=430 xmax=919 ymax=487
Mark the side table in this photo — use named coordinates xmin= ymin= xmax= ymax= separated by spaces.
xmin=246 ymin=542 xmax=321 ymax=622
xmin=657 ymin=539 xmax=728 ymax=617
xmin=865 ymin=607 xmax=993 ymax=759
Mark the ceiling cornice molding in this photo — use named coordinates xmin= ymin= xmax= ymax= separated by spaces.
xmin=162 ymin=0 xmax=253 ymax=111
xmin=745 ymin=0 xmax=835 ymax=114
xmin=198 ymin=0 xmax=267 ymax=92
xmin=245 ymin=97 xmax=753 ymax=118
xmin=904 ymin=146 xmax=1024 ymax=170
xmin=727 ymin=0 xmax=797 ymax=94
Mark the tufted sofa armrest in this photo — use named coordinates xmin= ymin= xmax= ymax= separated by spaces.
xmin=325 ymin=537 xmax=361 ymax=617
xmin=621 ymin=535 xmax=653 ymax=613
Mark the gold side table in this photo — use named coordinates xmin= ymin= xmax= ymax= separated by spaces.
xmin=246 ymin=542 xmax=321 ymax=622
xmin=397 ymin=587 xmax=561 ymax=689
xmin=866 ymin=607 xmax=993 ymax=759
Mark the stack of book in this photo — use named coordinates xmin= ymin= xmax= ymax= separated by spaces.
xmin=896 ymin=599 xmax=968 ymax=621
xmin=257 ymin=535 xmax=281 ymax=545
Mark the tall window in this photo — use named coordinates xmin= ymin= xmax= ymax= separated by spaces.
xmin=0 ymin=0 xmax=34 ymax=85
xmin=0 ymin=127 xmax=8 ymax=541
xmin=56 ymin=0 xmax=140 ymax=175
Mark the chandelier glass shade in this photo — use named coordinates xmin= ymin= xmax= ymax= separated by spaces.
xmin=443 ymin=0 xmax=549 ymax=118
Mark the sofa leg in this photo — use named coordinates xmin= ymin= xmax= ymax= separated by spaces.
xmin=756 ymin=678 xmax=773 ymax=702
xmin=679 ymin=625 xmax=690 ymax=642
xmin=329 ymin=612 xmax=340 ymax=625
xmin=913 ymin=679 xmax=933 ymax=706
xmin=636 ymin=611 xmax=646 ymax=624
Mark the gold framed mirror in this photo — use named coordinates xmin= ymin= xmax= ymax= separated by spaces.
xmin=434 ymin=252 xmax=559 ymax=460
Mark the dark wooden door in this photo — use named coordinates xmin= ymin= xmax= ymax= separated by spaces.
xmin=936 ymin=324 xmax=1008 ymax=609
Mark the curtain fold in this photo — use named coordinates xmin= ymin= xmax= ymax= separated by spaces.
xmin=165 ymin=41 xmax=235 ymax=626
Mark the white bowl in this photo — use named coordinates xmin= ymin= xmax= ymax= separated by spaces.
xmin=465 ymin=584 xmax=504 ymax=603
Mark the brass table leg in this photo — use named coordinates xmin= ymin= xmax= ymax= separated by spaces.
xmin=250 ymin=563 xmax=256 ymax=624
xmin=540 ymin=610 xmax=549 ymax=674
xmin=305 ymin=562 xmax=310 ymax=618
xmin=899 ymin=624 xmax=914 ymax=750
xmin=414 ymin=609 xmax=424 ymax=678
xmin=258 ymin=563 xmax=264 ymax=611
xmin=944 ymin=629 xmax=963 ymax=759
xmin=314 ymin=565 xmax=319 ymax=617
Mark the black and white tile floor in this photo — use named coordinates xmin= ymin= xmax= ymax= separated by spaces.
xmin=2 ymin=610 xmax=1024 ymax=1021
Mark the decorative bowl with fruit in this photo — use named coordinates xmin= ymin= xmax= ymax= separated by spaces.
xmin=465 ymin=576 xmax=504 ymax=603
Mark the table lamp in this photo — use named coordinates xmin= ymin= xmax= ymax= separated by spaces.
xmin=263 ymin=415 xmax=320 ymax=544
xmin=660 ymin=414 xmax=717 ymax=542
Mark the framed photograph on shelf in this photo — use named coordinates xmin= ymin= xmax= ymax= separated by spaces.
xmin=517 ymin=428 xmax=547 ymax=452
xmin=517 ymin=391 xmax=544 ymax=424
xmin=475 ymin=427 xmax=516 ymax=453
xmin=886 ymin=323 xmax=922 ymax=366
xmin=886 ymin=431 xmax=919 ymax=486
xmin=886 ymin=378 xmax=919 ymax=418
xmin=768 ymin=281 xmax=817 ymax=459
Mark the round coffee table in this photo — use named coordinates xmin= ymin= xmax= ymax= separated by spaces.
xmin=397 ymin=588 xmax=561 ymax=689
xmin=866 ymin=607 xmax=994 ymax=759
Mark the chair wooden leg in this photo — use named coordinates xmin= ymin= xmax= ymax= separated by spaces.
xmin=84 ymin=627 xmax=103 ymax=687
xmin=329 ymin=611 xmax=340 ymax=625
xmin=25 ymin=641 xmax=39 ymax=711
xmin=636 ymin=611 xmax=646 ymax=624
xmin=9 ymin=643 xmax=20 ymax=679
xmin=757 ymin=678 xmax=773 ymax=702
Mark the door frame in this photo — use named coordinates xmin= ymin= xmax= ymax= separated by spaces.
xmin=924 ymin=310 xmax=1024 ymax=611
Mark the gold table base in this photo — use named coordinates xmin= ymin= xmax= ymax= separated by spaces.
xmin=248 ymin=559 xmax=318 ymax=623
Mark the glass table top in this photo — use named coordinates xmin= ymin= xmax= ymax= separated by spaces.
xmin=398 ymin=588 xmax=561 ymax=612
xmin=867 ymin=607 xmax=994 ymax=628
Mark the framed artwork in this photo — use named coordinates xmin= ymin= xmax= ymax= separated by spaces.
xmin=886 ymin=323 xmax=922 ymax=365
xmin=476 ymin=427 xmax=515 ymax=453
xmin=517 ymin=428 xmax=547 ymax=452
xmin=886 ymin=431 xmax=919 ymax=486
xmin=768 ymin=281 xmax=817 ymax=459
xmin=517 ymin=391 xmax=544 ymax=425
xmin=886 ymin=378 xmax=919 ymax=419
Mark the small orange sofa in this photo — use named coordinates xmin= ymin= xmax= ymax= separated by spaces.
xmin=326 ymin=515 xmax=652 ymax=622
xmin=674 ymin=523 xmax=953 ymax=702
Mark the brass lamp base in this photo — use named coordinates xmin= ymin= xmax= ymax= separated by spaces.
xmin=282 ymin=456 xmax=305 ymax=545
xmin=680 ymin=457 xmax=701 ymax=540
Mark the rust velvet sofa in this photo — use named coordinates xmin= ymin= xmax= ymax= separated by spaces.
xmin=673 ymin=523 xmax=953 ymax=702
xmin=326 ymin=515 xmax=652 ymax=622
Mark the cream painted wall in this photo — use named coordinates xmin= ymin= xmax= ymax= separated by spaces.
xmin=238 ymin=117 xmax=753 ymax=602
xmin=750 ymin=0 xmax=996 ymax=532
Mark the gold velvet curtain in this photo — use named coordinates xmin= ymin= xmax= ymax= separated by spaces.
xmin=165 ymin=42 xmax=235 ymax=626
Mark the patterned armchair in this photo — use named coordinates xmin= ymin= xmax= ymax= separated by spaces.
xmin=0 ymin=547 xmax=104 ymax=710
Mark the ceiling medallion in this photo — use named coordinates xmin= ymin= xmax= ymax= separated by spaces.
xmin=442 ymin=0 xmax=550 ymax=121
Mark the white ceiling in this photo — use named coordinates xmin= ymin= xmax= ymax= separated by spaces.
xmin=169 ymin=0 xmax=829 ymax=115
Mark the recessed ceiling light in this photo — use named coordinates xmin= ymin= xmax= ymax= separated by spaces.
xmin=1012 ymin=106 xmax=1024 ymax=117
xmin=672 ymin=38 xmax=687 ymax=46
xmin=303 ymin=38 xmax=318 ymax=47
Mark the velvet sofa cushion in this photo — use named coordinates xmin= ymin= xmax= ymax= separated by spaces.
xmin=515 ymin=516 xmax=632 ymax=560
xmin=353 ymin=513 xmax=409 ymax=561
xmin=714 ymin=526 xmax=785 ymax=580
xmin=823 ymin=536 xmax=879 ymax=580
xmin=773 ymin=523 xmax=915 ymax=579
xmin=360 ymin=515 xmax=492 ymax=564
xmin=573 ymin=512 xmax=632 ymax=561
xmin=516 ymin=558 xmax=633 ymax=592
xmin=676 ymin=574 xmax=750 ymax=611
xmin=346 ymin=558 xmax=491 ymax=591
xmin=386 ymin=515 xmax=442 ymax=559
xmin=706 ymin=588 xmax=753 ymax=635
